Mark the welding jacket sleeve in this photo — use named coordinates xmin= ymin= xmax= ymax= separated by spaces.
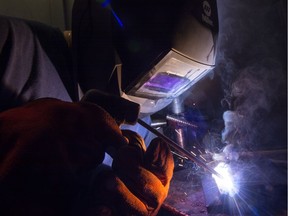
xmin=0 ymin=15 xmax=78 ymax=112
xmin=0 ymin=98 xmax=174 ymax=216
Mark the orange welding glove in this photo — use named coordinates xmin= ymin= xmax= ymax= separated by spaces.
xmin=84 ymin=130 xmax=174 ymax=216
xmin=0 ymin=98 xmax=128 ymax=216
xmin=0 ymin=97 xmax=174 ymax=216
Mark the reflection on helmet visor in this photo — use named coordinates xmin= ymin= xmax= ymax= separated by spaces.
xmin=142 ymin=72 xmax=189 ymax=93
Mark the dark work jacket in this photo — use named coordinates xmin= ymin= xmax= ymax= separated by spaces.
xmin=0 ymin=15 xmax=78 ymax=112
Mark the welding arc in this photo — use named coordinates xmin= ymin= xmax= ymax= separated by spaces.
xmin=137 ymin=119 xmax=223 ymax=179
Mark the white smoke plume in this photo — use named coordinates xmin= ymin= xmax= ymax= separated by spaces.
xmin=209 ymin=2 xmax=287 ymax=214
xmin=215 ymin=0 xmax=286 ymax=152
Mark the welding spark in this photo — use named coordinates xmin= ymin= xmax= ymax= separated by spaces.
xmin=190 ymin=151 xmax=197 ymax=157
xmin=212 ymin=162 xmax=239 ymax=197
xmin=199 ymin=155 xmax=206 ymax=162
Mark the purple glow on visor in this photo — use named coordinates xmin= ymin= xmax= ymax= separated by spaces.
xmin=142 ymin=72 xmax=189 ymax=93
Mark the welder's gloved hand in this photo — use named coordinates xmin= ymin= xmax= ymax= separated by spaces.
xmin=0 ymin=98 xmax=128 ymax=216
xmin=88 ymin=130 xmax=174 ymax=216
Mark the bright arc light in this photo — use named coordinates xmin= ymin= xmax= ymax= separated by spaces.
xmin=212 ymin=162 xmax=239 ymax=197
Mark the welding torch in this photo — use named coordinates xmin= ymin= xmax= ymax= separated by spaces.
xmin=137 ymin=118 xmax=223 ymax=179
xmin=81 ymin=89 xmax=223 ymax=179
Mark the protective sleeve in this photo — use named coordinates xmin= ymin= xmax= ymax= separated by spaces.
xmin=0 ymin=15 xmax=78 ymax=112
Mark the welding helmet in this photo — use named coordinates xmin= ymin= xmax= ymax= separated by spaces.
xmin=72 ymin=0 xmax=219 ymax=115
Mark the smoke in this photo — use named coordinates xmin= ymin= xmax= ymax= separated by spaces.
xmin=210 ymin=1 xmax=287 ymax=213
xmin=215 ymin=0 xmax=287 ymax=151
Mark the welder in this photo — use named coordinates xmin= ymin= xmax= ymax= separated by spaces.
xmin=0 ymin=0 xmax=218 ymax=215
xmin=0 ymin=6 xmax=174 ymax=216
